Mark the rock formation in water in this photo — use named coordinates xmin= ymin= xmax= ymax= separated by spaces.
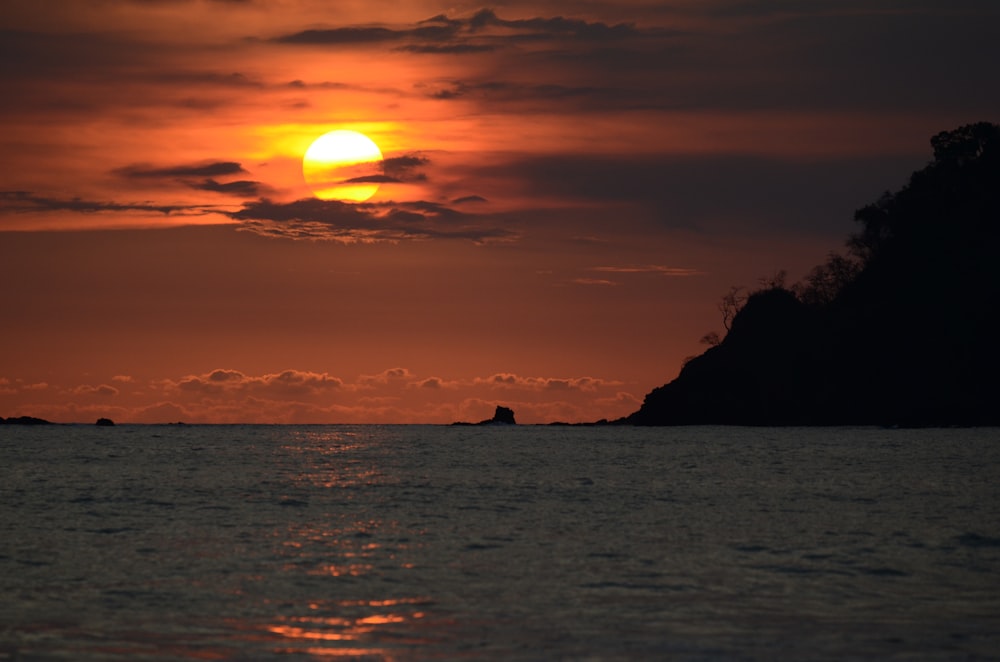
xmin=624 ymin=122 xmax=1000 ymax=427
xmin=483 ymin=406 xmax=516 ymax=425
xmin=95 ymin=417 xmax=116 ymax=426
xmin=451 ymin=405 xmax=518 ymax=425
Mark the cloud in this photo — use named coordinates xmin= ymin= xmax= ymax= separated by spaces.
xmin=268 ymin=9 xmax=669 ymax=113
xmin=168 ymin=368 xmax=344 ymax=397
xmin=228 ymin=197 xmax=517 ymax=244
xmin=473 ymin=152 xmax=923 ymax=235
xmin=0 ymin=161 xmax=270 ymax=223
xmin=0 ymin=30 xmax=146 ymax=83
xmin=452 ymin=195 xmax=487 ymax=204
xmin=207 ymin=368 xmax=244 ymax=382
xmin=275 ymin=26 xmax=411 ymax=46
xmin=0 ymin=190 xmax=206 ymax=216
xmin=273 ymin=8 xmax=638 ymax=55
xmin=421 ymin=79 xmax=608 ymax=105
xmin=115 ymin=161 xmax=248 ymax=179
xmin=412 ymin=377 xmax=456 ymax=390
xmin=383 ymin=154 xmax=430 ymax=182
xmin=150 ymin=71 xmax=262 ymax=88
xmin=0 ymin=31 xmax=283 ymax=120
xmin=473 ymin=373 xmax=620 ymax=392
xmin=191 ymin=179 xmax=267 ymax=197
xmin=398 ymin=43 xmax=497 ymax=55
xmin=5 ymin=366 xmax=640 ymax=424
xmin=465 ymin=8 xmax=637 ymax=40
xmin=572 ymin=278 xmax=618 ymax=286
xmin=72 ymin=384 xmax=119 ymax=397
xmin=674 ymin=4 xmax=1000 ymax=114
xmin=114 ymin=161 xmax=266 ymax=197
xmin=592 ymin=265 xmax=704 ymax=276
xmin=342 ymin=175 xmax=402 ymax=184
xmin=125 ymin=0 xmax=253 ymax=4
xmin=268 ymin=4 xmax=1000 ymax=118
xmin=359 ymin=368 xmax=413 ymax=387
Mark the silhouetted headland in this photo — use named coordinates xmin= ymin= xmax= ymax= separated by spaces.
xmin=452 ymin=405 xmax=517 ymax=425
xmin=1 ymin=416 xmax=118 ymax=425
xmin=623 ymin=122 xmax=1000 ymax=427
xmin=0 ymin=416 xmax=53 ymax=425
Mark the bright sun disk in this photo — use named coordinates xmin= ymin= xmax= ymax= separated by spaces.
xmin=302 ymin=130 xmax=384 ymax=202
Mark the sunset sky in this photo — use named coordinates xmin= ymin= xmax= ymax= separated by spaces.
xmin=2 ymin=0 xmax=997 ymax=423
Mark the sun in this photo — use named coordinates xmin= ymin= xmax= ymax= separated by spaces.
xmin=302 ymin=130 xmax=384 ymax=202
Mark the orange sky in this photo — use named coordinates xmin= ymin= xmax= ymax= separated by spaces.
xmin=1 ymin=0 xmax=997 ymax=423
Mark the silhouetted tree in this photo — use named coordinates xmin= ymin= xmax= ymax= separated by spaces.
xmin=794 ymin=253 xmax=860 ymax=306
xmin=718 ymin=285 xmax=746 ymax=332
xmin=849 ymin=121 xmax=999 ymax=266
xmin=930 ymin=121 xmax=998 ymax=165
xmin=756 ymin=270 xmax=788 ymax=291
xmin=699 ymin=331 xmax=722 ymax=346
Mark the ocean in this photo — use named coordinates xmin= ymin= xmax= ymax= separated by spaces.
xmin=1 ymin=424 xmax=998 ymax=660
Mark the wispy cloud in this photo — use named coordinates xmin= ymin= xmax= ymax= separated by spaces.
xmin=383 ymin=154 xmax=430 ymax=182
xmin=229 ymin=198 xmax=518 ymax=244
xmin=71 ymin=384 xmax=119 ymax=397
xmin=115 ymin=161 xmax=269 ymax=198
xmin=593 ymin=265 xmax=704 ymax=276
xmin=0 ymin=190 xmax=210 ymax=216
xmin=190 ymin=179 xmax=267 ymax=197
xmin=572 ymin=278 xmax=619 ymax=287
xmin=114 ymin=161 xmax=248 ymax=179
xmin=473 ymin=373 xmax=621 ymax=392
xmin=273 ymin=9 xmax=638 ymax=53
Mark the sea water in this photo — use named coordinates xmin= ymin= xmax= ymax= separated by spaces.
xmin=1 ymin=424 xmax=998 ymax=661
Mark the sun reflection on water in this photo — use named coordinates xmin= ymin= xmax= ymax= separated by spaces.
xmin=277 ymin=429 xmax=389 ymax=490
xmin=264 ymin=598 xmax=435 ymax=658
xmin=253 ymin=429 xmax=438 ymax=657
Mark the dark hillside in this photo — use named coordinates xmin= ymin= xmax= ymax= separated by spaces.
xmin=626 ymin=122 xmax=1000 ymax=426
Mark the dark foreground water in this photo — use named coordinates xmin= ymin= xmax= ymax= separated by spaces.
xmin=1 ymin=425 xmax=998 ymax=660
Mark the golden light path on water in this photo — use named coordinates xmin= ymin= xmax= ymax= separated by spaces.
xmin=265 ymin=598 xmax=434 ymax=657
xmin=252 ymin=429 xmax=438 ymax=657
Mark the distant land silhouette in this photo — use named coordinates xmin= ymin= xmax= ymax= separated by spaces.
xmin=0 ymin=416 xmax=53 ymax=425
xmin=452 ymin=405 xmax=518 ymax=425
xmin=0 ymin=417 xmax=116 ymax=425
xmin=623 ymin=122 xmax=1000 ymax=427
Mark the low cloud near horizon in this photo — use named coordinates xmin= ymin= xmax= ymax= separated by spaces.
xmin=1 ymin=367 xmax=640 ymax=425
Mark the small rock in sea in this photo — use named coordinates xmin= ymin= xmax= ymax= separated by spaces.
xmin=490 ymin=406 xmax=516 ymax=425
xmin=95 ymin=417 xmax=116 ymax=426
xmin=450 ymin=405 xmax=518 ymax=426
